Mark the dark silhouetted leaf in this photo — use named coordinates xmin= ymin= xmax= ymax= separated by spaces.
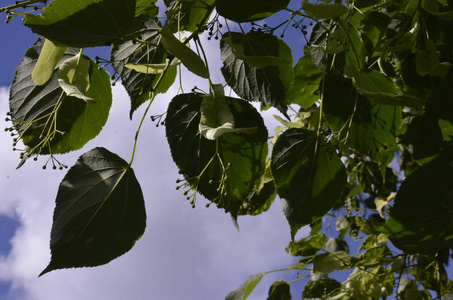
xmin=111 ymin=17 xmax=175 ymax=118
xmin=216 ymin=0 xmax=289 ymax=23
xmin=40 ymin=147 xmax=146 ymax=275
xmin=220 ymin=31 xmax=293 ymax=115
xmin=271 ymin=128 xmax=346 ymax=238
xmin=382 ymin=150 xmax=453 ymax=254
xmin=267 ymin=280 xmax=291 ymax=300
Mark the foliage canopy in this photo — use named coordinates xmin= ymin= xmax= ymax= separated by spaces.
xmin=2 ymin=0 xmax=453 ymax=298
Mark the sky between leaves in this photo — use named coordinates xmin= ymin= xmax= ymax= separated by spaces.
xmin=0 ymin=2 xmax=315 ymax=298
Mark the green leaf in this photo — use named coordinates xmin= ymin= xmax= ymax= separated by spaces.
xmin=226 ymin=273 xmax=265 ymax=300
xmin=302 ymin=278 xmax=342 ymax=298
xmin=24 ymin=0 xmax=136 ymax=47
xmin=9 ymin=38 xmax=112 ymax=156
xmin=381 ymin=150 xmax=453 ymax=254
xmin=344 ymin=65 xmax=423 ymax=107
xmin=32 ymin=38 xmax=66 ymax=86
xmin=323 ymin=74 xmax=400 ymax=163
xmin=164 ymin=0 xmax=214 ymax=32
xmin=313 ymin=251 xmax=350 ymax=274
xmin=302 ymin=0 xmax=349 ymax=19
xmin=40 ymin=147 xmax=146 ymax=276
xmin=267 ymin=281 xmax=291 ymax=300
xmin=135 ymin=0 xmax=158 ymax=17
xmin=285 ymin=233 xmax=327 ymax=257
xmin=165 ymin=93 xmax=268 ymax=217
xmin=286 ymin=52 xmax=323 ymax=108
xmin=220 ymin=32 xmax=293 ymax=115
xmin=57 ymin=52 xmax=94 ymax=102
xmin=238 ymin=158 xmax=277 ymax=216
xmin=160 ymin=26 xmax=209 ymax=79
xmin=271 ymin=128 xmax=347 ymax=238
xmin=111 ymin=17 xmax=176 ymax=118
xmin=216 ymin=0 xmax=289 ymax=23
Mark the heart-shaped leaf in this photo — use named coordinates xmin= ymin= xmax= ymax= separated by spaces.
xmin=165 ymin=93 xmax=268 ymax=218
xmin=271 ymin=128 xmax=346 ymax=238
xmin=40 ymin=147 xmax=146 ymax=276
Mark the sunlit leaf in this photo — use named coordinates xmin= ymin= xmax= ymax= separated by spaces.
xmin=226 ymin=273 xmax=265 ymax=300
xmin=164 ymin=0 xmax=214 ymax=32
xmin=286 ymin=52 xmax=323 ymax=108
xmin=160 ymin=26 xmax=209 ymax=79
xmin=32 ymin=38 xmax=66 ymax=86
xmin=286 ymin=233 xmax=327 ymax=256
xmin=24 ymin=0 xmax=136 ymax=47
xmin=40 ymin=147 xmax=146 ymax=275
xmin=9 ymin=38 xmax=112 ymax=156
xmin=57 ymin=53 xmax=94 ymax=102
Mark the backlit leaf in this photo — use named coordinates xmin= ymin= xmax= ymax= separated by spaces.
xmin=24 ymin=0 xmax=136 ymax=47
xmin=57 ymin=53 xmax=94 ymax=102
xmin=286 ymin=52 xmax=323 ymax=108
xmin=32 ymin=38 xmax=66 ymax=86
xmin=9 ymin=38 xmax=112 ymax=156
xmin=165 ymin=93 xmax=268 ymax=218
xmin=226 ymin=273 xmax=265 ymax=300
xmin=40 ymin=147 xmax=146 ymax=275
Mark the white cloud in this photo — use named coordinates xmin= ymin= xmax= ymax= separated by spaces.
xmin=0 ymin=43 xmax=307 ymax=300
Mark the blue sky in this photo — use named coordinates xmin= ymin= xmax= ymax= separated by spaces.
xmin=0 ymin=2 xmax=313 ymax=299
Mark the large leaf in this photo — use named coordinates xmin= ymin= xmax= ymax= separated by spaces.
xmin=302 ymin=1 xmax=349 ymax=19
xmin=164 ymin=0 xmax=215 ymax=32
xmin=40 ymin=147 xmax=146 ymax=275
xmin=286 ymin=52 xmax=323 ymax=108
xmin=216 ymin=0 xmax=289 ymax=23
xmin=111 ymin=17 xmax=176 ymax=118
xmin=220 ymin=31 xmax=293 ymax=115
xmin=9 ymin=38 xmax=112 ymax=156
xmin=24 ymin=0 xmax=136 ymax=47
xmin=344 ymin=66 xmax=423 ymax=107
xmin=165 ymin=93 xmax=268 ymax=218
xmin=271 ymin=128 xmax=347 ymax=238
xmin=323 ymin=74 xmax=400 ymax=164
xmin=381 ymin=150 xmax=453 ymax=254
xmin=135 ymin=0 xmax=158 ymax=17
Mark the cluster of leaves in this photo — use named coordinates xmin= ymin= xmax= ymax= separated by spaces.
xmin=2 ymin=0 xmax=453 ymax=298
